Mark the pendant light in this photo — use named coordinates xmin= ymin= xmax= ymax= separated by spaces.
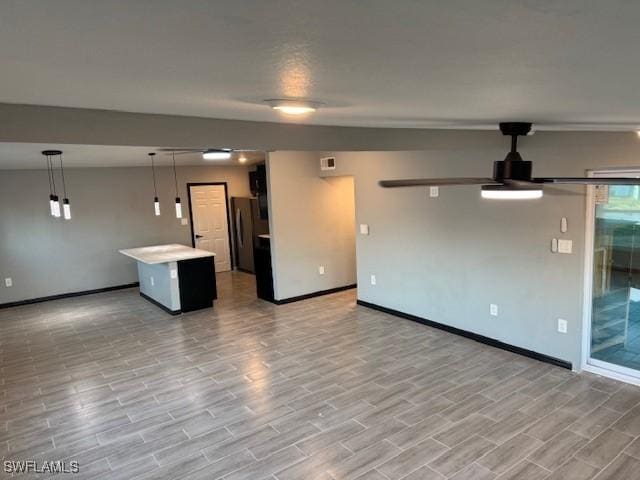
xmin=42 ymin=150 xmax=61 ymax=217
xmin=149 ymin=152 xmax=160 ymax=216
xmin=59 ymin=152 xmax=72 ymax=220
xmin=172 ymin=152 xmax=182 ymax=218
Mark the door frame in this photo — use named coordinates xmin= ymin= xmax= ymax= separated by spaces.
xmin=581 ymin=168 xmax=640 ymax=385
xmin=186 ymin=182 xmax=234 ymax=269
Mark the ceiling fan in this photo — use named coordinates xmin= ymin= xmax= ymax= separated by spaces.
xmin=379 ymin=122 xmax=640 ymax=199
xmin=157 ymin=147 xmax=259 ymax=160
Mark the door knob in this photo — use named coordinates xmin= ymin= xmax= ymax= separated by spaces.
xmin=195 ymin=234 xmax=203 ymax=239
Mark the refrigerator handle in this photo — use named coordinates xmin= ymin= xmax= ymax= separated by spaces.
xmin=236 ymin=208 xmax=244 ymax=248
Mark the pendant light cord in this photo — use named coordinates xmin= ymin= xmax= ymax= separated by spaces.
xmin=49 ymin=155 xmax=57 ymax=195
xmin=59 ymin=153 xmax=67 ymax=198
xmin=172 ymin=152 xmax=179 ymax=197
xmin=46 ymin=154 xmax=53 ymax=195
xmin=151 ymin=154 xmax=158 ymax=197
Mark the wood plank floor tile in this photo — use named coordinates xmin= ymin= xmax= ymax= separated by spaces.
xmin=0 ymin=272 xmax=634 ymax=480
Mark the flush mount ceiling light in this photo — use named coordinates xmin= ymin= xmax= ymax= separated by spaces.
xmin=202 ymin=149 xmax=232 ymax=160
xmin=238 ymin=155 xmax=247 ymax=164
xmin=379 ymin=122 xmax=640 ymax=200
xmin=265 ymin=99 xmax=321 ymax=115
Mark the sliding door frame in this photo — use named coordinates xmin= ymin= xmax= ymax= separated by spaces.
xmin=581 ymin=168 xmax=640 ymax=385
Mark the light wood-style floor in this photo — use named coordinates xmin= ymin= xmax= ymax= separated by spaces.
xmin=2 ymin=271 xmax=640 ymax=479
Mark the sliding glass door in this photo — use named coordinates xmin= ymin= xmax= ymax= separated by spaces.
xmin=587 ymin=171 xmax=640 ymax=380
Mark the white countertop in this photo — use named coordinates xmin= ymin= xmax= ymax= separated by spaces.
xmin=119 ymin=244 xmax=215 ymax=264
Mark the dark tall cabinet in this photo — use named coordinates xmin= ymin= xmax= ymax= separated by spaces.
xmin=254 ymin=236 xmax=274 ymax=302
xmin=255 ymin=164 xmax=269 ymax=220
xmin=231 ymin=197 xmax=269 ymax=273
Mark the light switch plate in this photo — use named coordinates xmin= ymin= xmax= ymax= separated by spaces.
xmin=4 ymin=277 xmax=12 ymax=287
xmin=551 ymin=238 xmax=558 ymax=253
xmin=359 ymin=224 xmax=370 ymax=235
xmin=561 ymin=217 xmax=568 ymax=233
xmin=181 ymin=218 xmax=189 ymax=226
xmin=170 ymin=269 xmax=178 ymax=279
xmin=150 ymin=276 xmax=155 ymax=286
xmin=370 ymin=274 xmax=377 ymax=285
xmin=429 ymin=186 xmax=439 ymax=198
xmin=490 ymin=304 xmax=498 ymax=316
xmin=558 ymin=239 xmax=573 ymax=254
xmin=558 ymin=318 xmax=568 ymax=334
xmin=318 ymin=266 xmax=325 ymax=275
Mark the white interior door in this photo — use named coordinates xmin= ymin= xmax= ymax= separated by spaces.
xmin=190 ymin=184 xmax=231 ymax=272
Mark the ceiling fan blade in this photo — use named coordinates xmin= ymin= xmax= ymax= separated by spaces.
xmin=379 ymin=178 xmax=498 ymax=188
xmin=543 ymin=186 xmax=584 ymax=196
xmin=156 ymin=148 xmax=204 ymax=153
xmin=534 ymin=177 xmax=640 ymax=185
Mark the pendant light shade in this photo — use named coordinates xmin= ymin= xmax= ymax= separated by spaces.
xmin=49 ymin=194 xmax=57 ymax=216
xmin=149 ymin=152 xmax=161 ymax=216
xmin=51 ymin=195 xmax=61 ymax=217
xmin=172 ymin=152 xmax=182 ymax=219
xmin=63 ymin=198 xmax=72 ymax=220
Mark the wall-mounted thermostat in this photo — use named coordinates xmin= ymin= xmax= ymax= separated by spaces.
xmin=320 ymin=157 xmax=336 ymax=171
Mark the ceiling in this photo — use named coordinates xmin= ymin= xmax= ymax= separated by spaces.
xmin=1 ymin=1 xmax=640 ymax=129
xmin=0 ymin=143 xmax=265 ymax=169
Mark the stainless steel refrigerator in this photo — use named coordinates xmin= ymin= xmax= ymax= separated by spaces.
xmin=232 ymin=197 xmax=269 ymax=273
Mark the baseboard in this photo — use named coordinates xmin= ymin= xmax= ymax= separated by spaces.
xmin=0 ymin=283 xmax=140 ymax=310
xmin=274 ymin=284 xmax=357 ymax=305
xmin=139 ymin=292 xmax=182 ymax=316
xmin=357 ymin=299 xmax=572 ymax=370
xmin=235 ymin=268 xmax=255 ymax=275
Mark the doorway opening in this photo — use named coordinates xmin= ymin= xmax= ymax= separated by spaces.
xmin=583 ymin=169 xmax=640 ymax=384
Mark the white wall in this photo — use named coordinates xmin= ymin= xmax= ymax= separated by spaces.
xmin=267 ymin=151 xmax=356 ymax=300
xmin=0 ymin=165 xmax=251 ymax=304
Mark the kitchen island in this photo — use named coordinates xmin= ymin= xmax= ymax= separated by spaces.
xmin=119 ymin=244 xmax=217 ymax=314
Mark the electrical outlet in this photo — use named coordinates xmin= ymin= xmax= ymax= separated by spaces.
xmin=490 ymin=304 xmax=498 ymax=316
xmin=370 ymin=274 xmax=377 ymax=285
xmin=318 ymin=266 xmax=325 ymax=275
xmin=150 ymin=276 xmax=155 ymax=287
xmin=181 ymin=218 xmax=189 ymax=226
xmin=429 ymin=186 xmax=439 ymax=198
xmin=359 ymin=224 xmax=370 ymax=235
xmin=557 ymin=318 xmax=568 ymax=334
xmin=4 ymin=277 xmax=12 ymax=287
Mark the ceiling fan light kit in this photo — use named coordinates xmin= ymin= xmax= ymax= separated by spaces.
xmin=481 ymin=185 xmax=543 ymax=200
xmin=379 ymin=122 xmax=640 ymax=199
xmin=202 ymin=149 xmax=232 ymax=160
